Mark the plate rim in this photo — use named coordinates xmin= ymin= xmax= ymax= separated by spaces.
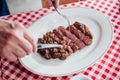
xmin=19 ymin=7 xmax=113 ymax=77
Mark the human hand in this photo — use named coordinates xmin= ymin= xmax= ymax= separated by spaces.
xmin=0 ymin=20 xmax=37 ymax=62
xmin=46 ymin=0 xmax=60 ymax=8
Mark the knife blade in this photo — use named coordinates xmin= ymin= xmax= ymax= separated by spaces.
xmin=37 ymin=43 xmax=62 ymax=49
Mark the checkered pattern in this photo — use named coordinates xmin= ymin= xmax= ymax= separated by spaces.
xmin=0 ymin=0 xmax=120 ymax=80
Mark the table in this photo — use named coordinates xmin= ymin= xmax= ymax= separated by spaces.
xmin=0 ymin=0 xmax=120 ymax=80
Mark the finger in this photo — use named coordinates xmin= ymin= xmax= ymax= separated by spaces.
xmin=0 ymin=32 xmax=12 ymax=53
xmin=50 ymin=0 xmax=60 ymax=8
xmin=12 ymin=45 xmax=27 ymax=58
xmin=9 ymin=29 xmax=33 ymax=55
xmin=46 ymin=0 xmax=53 ymax=6
xmin=0 ymin=31 xmax=12 ymax=40
xmin=1 ymin=52 xmax=17 ymax=62
xmin=13 ymin=21 xmax=37 ymax=52
xmin=13 ymin=21 xmax=25 ymax=29
xmin=24 ymin=33 xmax=37 ymax=53
xmin=15 ymin=37 xmax=33 ymax=55
xmin=55 ymin=0 xmax=60 ymax=8
xmin=3 ymin=40 xmax=27 ymax=58
xmin=0 ymin=20 xmax=15 ymax=29
xmin=0 ymin=34 xmax=8 ymax=47
xmin=10 ymin=22 xmax=36 ymax=53
xmin=0 ymin=48 xmax=17 ymax=62
xmin=15 ymin=22 xmax=37 ymax=53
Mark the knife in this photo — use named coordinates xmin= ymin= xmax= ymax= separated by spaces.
xmin=37 ymin=43 xmax=62 ymax=49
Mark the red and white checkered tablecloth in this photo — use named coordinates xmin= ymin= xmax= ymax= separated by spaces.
xmin=0 ymin=0 xmax=120 ymax=80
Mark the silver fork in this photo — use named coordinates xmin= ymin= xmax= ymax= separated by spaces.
xmin=50 ymin=0 xmax=70 ymax=26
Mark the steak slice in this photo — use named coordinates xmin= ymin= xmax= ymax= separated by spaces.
xmin=58 ymin=26 xmax=85 ymax=49
xmin=73 ymin=22 xmax=93 ymax=39
xmin=73 ymin=22 xmax=93 ymax=45
xmin=67 ymin=25 xmax=84 ymax=40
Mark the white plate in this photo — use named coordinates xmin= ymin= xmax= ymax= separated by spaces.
xmin=19 ymin=7 xmax=113 ymax=76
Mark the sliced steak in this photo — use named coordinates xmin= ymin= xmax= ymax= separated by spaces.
xmin=37 ymin=22 xmax=93 ymax=60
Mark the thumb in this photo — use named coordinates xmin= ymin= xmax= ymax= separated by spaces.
xmin=55 ymin=0 xmax=60 ymax=8
xmin=46 ymin=0 xmax=60 ymax=8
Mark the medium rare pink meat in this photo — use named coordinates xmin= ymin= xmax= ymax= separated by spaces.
xmin=73 ymin=22 xmax=93 ymax=39
xmin=52 ymin=30 xmax=73 ymax=56
xmin=37 ymin=22 xmax=93 ymax=60
xmin=58 ymin=26 xmax=85 ymax=49
xmin=67 ymin=25 xmax=92 ymax=45
xmin=53 ymin=29 xmax=74 ymax=54
xmin=53 ymin=29 xmax=71 ymax=45
xmin=58 ymin=26 xmax=76 ymax=41
xmin=53 ymin=29 xmax=64 ymax=40
xmin=83 ymin=36 xmax=92 ymax=45
xmin=69 ymin=43 xmax=78 ymax=52
xmin=67 ymin=25 xmax=84 ymax=40
xmin=54 ymin=28 xmax=78 ymax=52
xmin=74 ymin=39 xmax=85 ymax=49
xmin=73 ymin=22 xmax=86 ymax=33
